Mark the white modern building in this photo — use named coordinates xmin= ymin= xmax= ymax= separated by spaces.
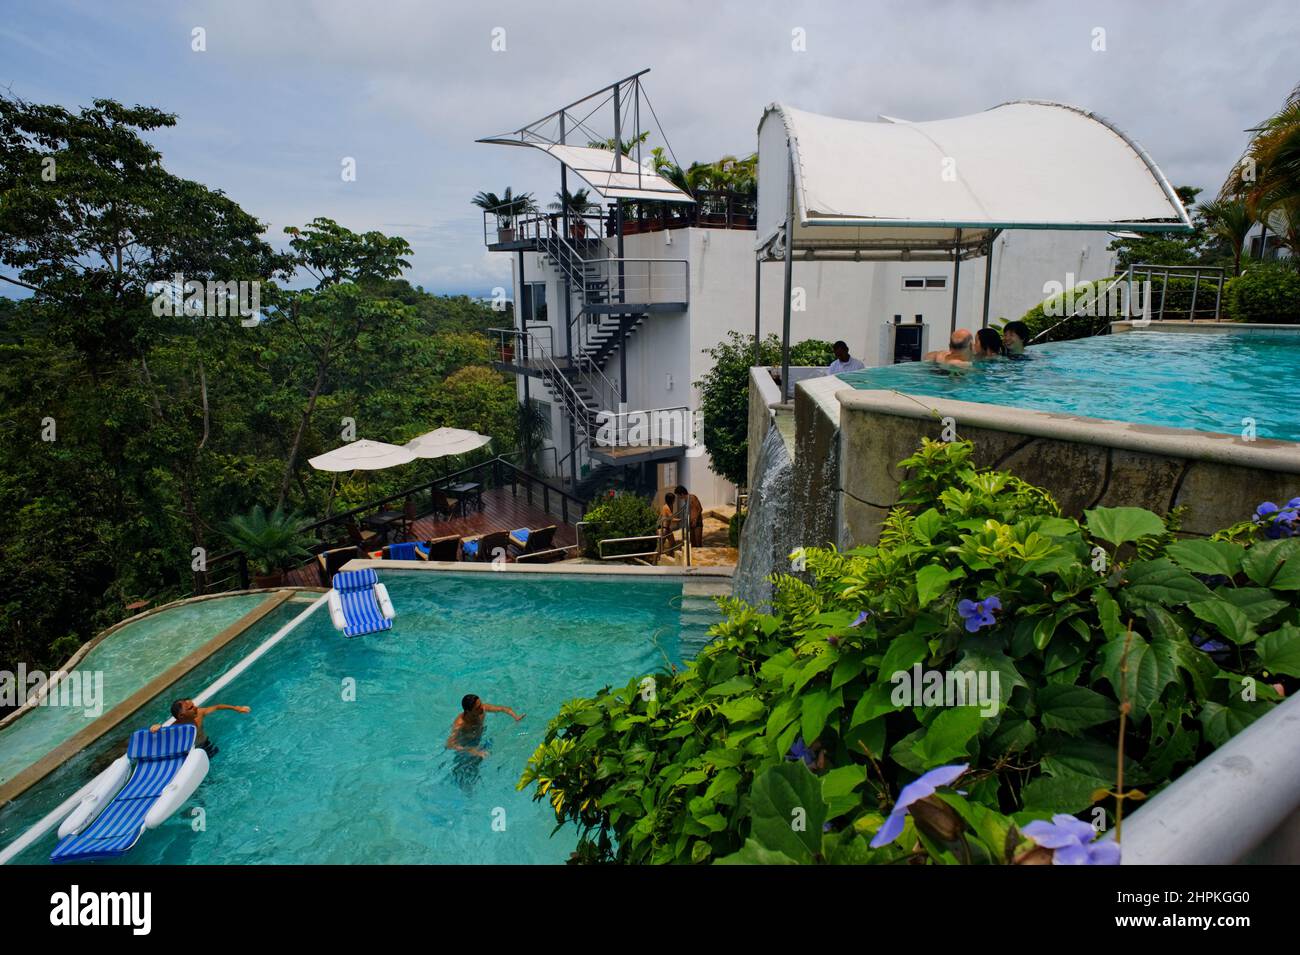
xmin=478 ymin=74 xmax=1187 ymax=508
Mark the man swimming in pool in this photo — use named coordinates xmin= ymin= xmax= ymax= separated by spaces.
xmin=445 ymin=693 xmax=524 ymax=759
xmin=150 ymin=698 xmax=251 ymax=756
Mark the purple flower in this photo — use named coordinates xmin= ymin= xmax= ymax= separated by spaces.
xmin=1255 ymin=501 xmax=1297 ymax=539
xmin=869 ymin=763 xmax=968 ymax=848
xmin=1193 ymin=631 xmax=1230 ymax=655
xmin=1022 ymin=814 xmax=1120 ymax=865
xmin=957 ymin=595 xmax=1002 ymax=632
xmin=851 ymin=610 xmax=871 ymax=627
xmin=786 ymin=736 xmax=817 ymax=769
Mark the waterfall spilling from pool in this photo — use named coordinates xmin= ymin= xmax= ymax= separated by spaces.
xmin=734 ymin=427 xmax=794 ymax=607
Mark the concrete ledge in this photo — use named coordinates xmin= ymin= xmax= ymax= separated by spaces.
xmin=838 ymin=389 xmax=1300 ymax=474
xmin=0 ymin=590 xmax=294 ymax=807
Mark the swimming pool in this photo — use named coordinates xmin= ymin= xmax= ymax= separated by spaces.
xmin=0 ymin=593 xmax=274 ymax=788
xmin=838 ymin=330 xmax=1300 ymax=442
xmin=1 ymin=571 xmax=723 ymax=864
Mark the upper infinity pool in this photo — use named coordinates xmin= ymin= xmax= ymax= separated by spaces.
xmin=838 ymin=330 xmax=1300 ymax=442
xmin=2 ymin=570 xmax=722 ymax=865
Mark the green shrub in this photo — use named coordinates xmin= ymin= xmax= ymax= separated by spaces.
xmin=521 ymin=439 xmax=1294 ymax=864
xmin=579 ymin=491 xmax=658 ymax=557
xmin=697 ymin=332 xmax=833 ymax=487
xmin=1014 ymin=275 xmax=1232 ymax=343
xmin=1226 ymin=263 xmax=1300 ymax=324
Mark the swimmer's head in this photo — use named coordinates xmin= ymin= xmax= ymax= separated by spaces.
xmin=461 ymin=694 xmax=482 ymax=714
xmin=170 ymin=698 xmax=197 ymax=721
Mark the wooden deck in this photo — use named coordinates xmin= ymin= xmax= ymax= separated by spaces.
xmin=285 ymin=487 xmax=578 ymax=587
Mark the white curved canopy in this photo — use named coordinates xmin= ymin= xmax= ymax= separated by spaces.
xmin=756 ymin=100 xmax=1191 ymax=260
xmin=478 ymin=139 xmax=693 ymax=204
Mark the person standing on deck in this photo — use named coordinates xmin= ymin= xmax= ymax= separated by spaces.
xmin=674 ymin=484 xmax=704 ymax=548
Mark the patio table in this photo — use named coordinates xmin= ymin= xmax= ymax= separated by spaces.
xmin=447 ymin=482 xmax=483 ymax=516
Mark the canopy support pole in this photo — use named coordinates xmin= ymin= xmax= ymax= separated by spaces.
xmin=753 ymin=254 xmax=762 ymax=366
xmin=949 ymin=229 xmax=963 ymax=337
xmin=980 ymin=231 xmax=997 ymax=329
xmin=781 ymin=161 xmax=795 ymax=402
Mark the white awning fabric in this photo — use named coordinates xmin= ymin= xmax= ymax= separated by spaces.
xmin=756 ymin=100 xmax=1191 ymax=259
xmin=477 ymin=139 xmax=694 ymax=204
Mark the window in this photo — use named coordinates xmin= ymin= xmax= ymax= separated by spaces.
xmin=521 ymin=281 xmax=548 ymax=322
xmin=902 ymin=276 xmax=947 ymax=290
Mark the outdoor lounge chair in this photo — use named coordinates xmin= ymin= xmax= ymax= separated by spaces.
xmin=461 ymin=529 xmax=511 ymax=562
xmin=316 ymin=545 xmax=361 ymax=586
xmin=328 ymin=568 xmax=395 ymax=638
xmin=380 ymin=541 xmax=423 ymax=560
xmin=346 ymin=518 xmax=380 ymax=549
xmin=509 ymin=525 xmax=567 ymax=563
xmin=416 ymin=535 xmax=461 ymax=561
xmin=51 ymin=724 xmax=208 ymax=863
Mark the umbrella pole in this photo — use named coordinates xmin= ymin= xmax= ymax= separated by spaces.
xmin=325 ymin=473 xmax=339 ymax=517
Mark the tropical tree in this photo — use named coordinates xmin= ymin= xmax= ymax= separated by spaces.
xmin=548 ymin=187 xmax=596 ymax=216
xmin=1199 ymin=197 xmax=1255 ymax=275
xmin=1222 ymin=83 xmax=1300 ymax=266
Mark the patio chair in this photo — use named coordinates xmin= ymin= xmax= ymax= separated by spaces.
xmin=346 ymin=518 xmax=379 ymax=549
xmin=401 ymin=496 xmax=419 ymax=540
xmin=508 ymin=525 xmax=559 ymax=560
xmin=417 ymin=535 xmax=461 ymax=561
xmin=461 ymin=529 xmax=511 ymax=563
xmin=316 ymin=545 xmax=361 ymax=586
xmin=431 ymin=487 xmax=460 ymax=520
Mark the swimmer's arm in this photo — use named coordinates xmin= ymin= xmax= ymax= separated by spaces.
xmin=483 ymin=703 xmax=525 ymax=721
xmin=198 ymin=704 xmax=251 ymax=716
xmin=445 ymin=719 xmax=469 ymax=751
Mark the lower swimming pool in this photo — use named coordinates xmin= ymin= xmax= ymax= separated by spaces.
xmin=838 ymin=330 xmax=1300 ymax=442
xmin=1 ymin=570 xmax=723 ymax=865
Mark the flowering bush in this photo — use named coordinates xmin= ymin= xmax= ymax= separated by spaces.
xmin=521 ymin=439 xmax=1296 ymax=864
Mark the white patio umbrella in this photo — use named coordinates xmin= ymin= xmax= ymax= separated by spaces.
xmin=308 ymin=439 xmax=417 ymax=472
xmin=404 ymin=427 xmax=492 ymax=460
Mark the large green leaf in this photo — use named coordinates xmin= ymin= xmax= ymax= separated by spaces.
xmin=848 ymin=682 xmax=903 ymax=729
xmin=879 ymin=631 xmax=929 ymax=678
xmin=1242 ymin=538 xmax=1300 ymax=590
xmin=1021 ymin=771 xmax=1108 ymax=813
xmin=911 ymin=706 xmax=983 ymax=764
xmin=799 ymin=687 xmax=843 ymax=745
xmin=1187 ymin=598 xmax=1256 ymax=645
xmin=744 ymin=762 xmax=828 ymax=862
xmin=1198 ymin=698 xmax=1269 ymax=748
xmin=1165 ymin=539 xmax=1245 ymax=577
xmin=1215 ymin=586 xmax=1288 ymax=626
xmin=952 ymin=638 xmax=1027 ymax=713
xmin=717 ymin=695 xmax=766 ymax=724
xmin=1256 ymin=623 xmax=1300 ymax=678
xmin=1093 ymin=633 xmax=1178 ymax=722
xmin=915 ymin=563 xmax=963 ymax=608
xmin=714 ymin=839 xmax=800 ymax=865
xmin=1038 ymin=684 xmax=1117 ymax=732
xmin=1085 ymin=506 xmax=1167 ymax=546
xmin=1121 ymin=558 xmax=1213 ymax=610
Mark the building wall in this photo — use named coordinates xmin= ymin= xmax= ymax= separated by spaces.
xmin=508 ymin=224 xmax=1119 ymax=506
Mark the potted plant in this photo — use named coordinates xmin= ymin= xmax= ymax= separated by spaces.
xmin=225 ymin=504 xmax=313 ymax=588
xmin=472 ymin=187 xmax=536 ymax=243
xmin=549 ymin=188 xmax=596 ymax=240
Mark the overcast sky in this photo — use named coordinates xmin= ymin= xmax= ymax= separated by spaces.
xmin=3 ymin=0 xmax=1297 ymax=296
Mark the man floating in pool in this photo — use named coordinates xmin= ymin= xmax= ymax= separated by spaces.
xmin=150 ymin=698 xmax=251 ymax=757
xmin=924 ymin=328 xmax=975 ymax=368
xmin=445 ymin=693 xmax=524 ymax=760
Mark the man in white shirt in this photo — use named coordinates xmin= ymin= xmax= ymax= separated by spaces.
xmin=827 ymin=341 xmax=865 ymax=375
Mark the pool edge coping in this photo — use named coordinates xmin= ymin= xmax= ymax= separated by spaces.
xmin=0 ymin=590 xmax=296 ymax=808
xmin=343 ymin=559 xmax=735 ymax=579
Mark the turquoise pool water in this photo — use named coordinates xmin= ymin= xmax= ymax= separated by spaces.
xmin=839 ymin=331 xmax=1300 ymax=442
xmin=2 ymin=572 xmax=720 ymax=865
xmin=0 ymin=593 xmax=271 ymax=787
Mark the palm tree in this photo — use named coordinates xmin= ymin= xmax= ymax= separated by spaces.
xmin=548 ymin=187 xmax=596 ymax=216
xmin=1222 ymin=84 xmax=1300 ymax=266
xmin=224 ymin=505 xmax=314 ymax=585
xmin=1200 ymin=197 xmax=1255 ymax=275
